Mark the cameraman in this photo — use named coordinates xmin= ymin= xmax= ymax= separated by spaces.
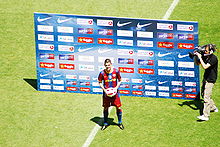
xmin=194 ymin=44 xmax=218 ymax=121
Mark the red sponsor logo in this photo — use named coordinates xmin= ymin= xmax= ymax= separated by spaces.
xmin=119 ymin=67 xmax=134 ymax=73
xmin=78 ymin=37 xmax=94 ymax=43
xmin=59 ymin=63 xmax=74 ymax=70
xmin=39 ymin=62 xmax=55 ymax=68
xmin=119 ymin=90 xmax=130 ymax=94
xmin=132 ymin=91 xmax=143 ymax=95
xmin=80 ymin=87 xmax=90 ymax=92
xmin=66 ymin=87 xmax=77 ymax=91
xmin=172 ymin=93 xmax=183 ymax=98
xmin=138 ymin=68 xmax=154 ymax=74
xmin=158 ymin=42 xmax=174 ymax=48
xmin=178 ymin=43 xmax=194 ymax=49
xmin=98 ymin=38 xmax=113 ymax=45
xmin=185 ymin=94 xmax=197 ymax=99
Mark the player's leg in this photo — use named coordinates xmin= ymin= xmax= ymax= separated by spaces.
xmin=116 ymin=106 xmax=124 ymax=130
xmin=103 ymin=107 xmax=109 ymax=125
xmin=101 ymin=106 xmax=109 ymax=130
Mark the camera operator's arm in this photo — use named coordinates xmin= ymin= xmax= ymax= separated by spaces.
xmin=196 ymin=53 xmax=211 ymax=69
xmin=194 ymin=55 xmax=201 ymax=65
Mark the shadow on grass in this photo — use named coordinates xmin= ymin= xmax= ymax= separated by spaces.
xmin=23 ymin=78 xmax=37 ymax=90
xmin=178 ymin=99 xmax=204 ymax=115
xmin=90 ymin=117 xmax=118 ymax=126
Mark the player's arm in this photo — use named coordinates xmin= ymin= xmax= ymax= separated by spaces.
xmin=196 ymin=52 xmax=211 ymax=69
xmin=115 ymin=80 xmax=122 ymax=90
xmin=99 ymin=82 xmax=107 ymax=94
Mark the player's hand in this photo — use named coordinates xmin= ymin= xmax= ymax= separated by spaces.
xmin=196 ymin=52 xmax=202 ymax=58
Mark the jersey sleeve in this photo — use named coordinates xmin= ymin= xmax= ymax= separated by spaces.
xmin=98 ymin=71 xmax=103 ymax=83
xmin=116 ymin=69 xmax=122 ymax=81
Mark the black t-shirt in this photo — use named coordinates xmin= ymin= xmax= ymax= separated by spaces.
xmin=203 ymin=54 xmax=218 ymax=83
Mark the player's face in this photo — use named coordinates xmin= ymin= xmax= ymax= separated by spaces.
xmin=104 ymin=62 xmax=112 ymax=72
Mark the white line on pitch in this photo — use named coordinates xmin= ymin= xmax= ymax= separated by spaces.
xmin=82 ymin=107 xmax=113 ymax=147
xmin=163 ymin=0 xmax=180 ymax=20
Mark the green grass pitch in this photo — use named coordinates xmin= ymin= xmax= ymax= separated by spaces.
xmin=0 ymin=0 xmax=220 ymax=146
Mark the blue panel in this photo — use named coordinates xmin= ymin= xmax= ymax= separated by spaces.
xmin=34 ymin=12 xmax=200 ymax=100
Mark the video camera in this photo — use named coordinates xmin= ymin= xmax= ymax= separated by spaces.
xmin=189 ymin=44 xmax=217 ymax=59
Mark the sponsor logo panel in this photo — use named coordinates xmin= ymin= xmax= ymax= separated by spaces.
xmin=117 ymin=30 xmax=133 ymax=37
xmin=53 ymin=85 xmax=64 ymax=90
xmin=78 ymin=28 xmax=93 ymax=34
xmin=138 ymin=59 xmax=154 ymax=65
xmin=38 ymin=34 xmax=54 ymax=41
xmin=39 ymin=53 xmax=54 ymax=59
xmin=38 ymin=44 xmax=54 ymax=51
xmin=158 ymin=69 xmax=174 ymax=76
xmin=118 ymin=58 xmax=134 ymax=64
xmin=78 ymin=37 xmax=94 ymax=43
xmin=159 ymin=92 xmax=170 ymax=97
xmin=172 ymin=93 xmax=183 ymax=98
xmin=98 ymin=38 xmax=113 ymax=45
xmin=157 ymin=33 xmax=174 ymax=39
xmin=59 ymin=63 xmax=74 ymax=70
xmin=178 ymin=70 xmax=195 ymax=77
xmin=138 ymin=68 xmax=154 ymax=74
xmin=119 ymin=67 xmax=134 ymax=73
xmin=137 ymin=40 xmax=153 ymax=47
xmin=40 ymin=85 xmax=51 ymax=90
xmin=145 ymin=91 xmax=156 ymax=96
xmin=78 ymin=55 xmax=94 ymax=62
xmin=66 ymin=87 xmax=78 ymax=91
xmin=178 ymin=34 xmax=194 ymax=40
xmin=59 ymin=55 xmax=74 ymax=60
xmin=117 ymin=39 xmax=133 ymax=46
xmin=80 ymin=87 xmax=91 ymax=92
xmin=97 ymin=19 xmax=113 ymax=26
xmin=158 ymin=42 xmax=174 ymax=48
xmin=40 ymin=62 xmax=55 ymax=68
xmin=185 ymin=82 xmax=196 ymax=87
xmin=132 ymin=91 xmax=143 ymax=95
xmin=177 ymin=24 xmax=194 ymax=31
xmin=178 ymin=43 xmax=194 ymax=49
xmin=119 ymin=90 xmax=130 ymax=94
xmin=185 ymin=94 xmax=197 ymax=99
xmin=79 ymin=64 xmax=94 ymax=71
xmin=77 ymin=18 xmax=93 ymax=25
xmin=58 ymin=45 xmax=74 ymax=52
xmin=58 ymin=36 xmax=74 ymax=42
xmin=158 ymin=60 xmax=174 ymax=67
xmin=38 ymin=25 xmax=53 ymax=32
xmin=157 ymin=23 xmax=173 ymax=30
xmin=137 ymin=31 xmax=153 ymax=38
xmin=98 ymin=29 xmax=113 ymax=35
xmin=57 ymin=26 xmax=73 ymax=33
xmin=118 ymin=49 xmax=135 ymax=56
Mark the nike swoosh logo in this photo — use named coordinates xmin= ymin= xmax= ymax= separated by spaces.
xmin=178 ymin=53 xmax=189 ymax=58
xmin=57 ymin=18 xmax=72 ymax=23
xmin=158 ymin=81 xmax=168 ymax=84
xmin=158 ymin=52 xmax=172 ymax=57
xmin=37 ymin=17 xmax=52 ymax=22
xmin=117 ymin=21 xmax=132 ymax=27
xmin=92 ymin=77 xmax=98 ymax=81
xmin=40 ymin=74 xmax=49 ymax=77
xmin=137 ymin=23 xmax=152 ymax=29
xmin=98 ymin=49 xmax=112 ymax=53
xmin=78 ymin=47 xmax=93 ymax=52
xmin=145 ymin=80 xmax=154 ymax=84
xmin=53 ymin=75 xmax=62 ymax=78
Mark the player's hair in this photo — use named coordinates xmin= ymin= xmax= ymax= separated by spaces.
xmin=104 ymin=59 xmax=112 ymax=64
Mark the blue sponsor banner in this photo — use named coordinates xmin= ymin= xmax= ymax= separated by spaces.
xmin=34 ymin=12 xmax=199 ymax=100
